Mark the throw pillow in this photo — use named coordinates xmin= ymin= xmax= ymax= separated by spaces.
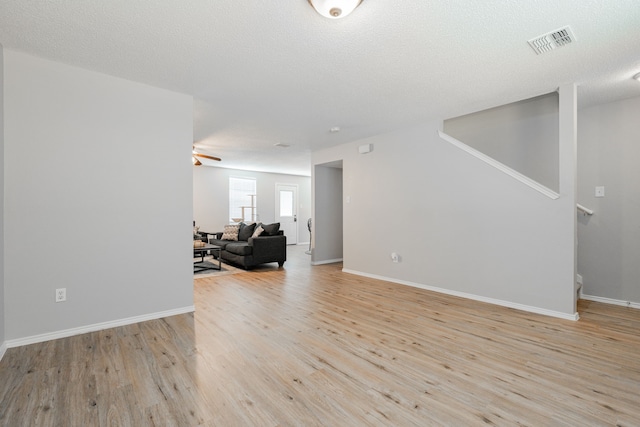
xmin=238 ymin=222 xmax=257 ymax=241
xmin=261 ymin=222 xmax=280 ymax=236
xmin=221 ymin=224 xmax=239 ymax=241
xmin=251 ymin=225 xmax=264 ymax=238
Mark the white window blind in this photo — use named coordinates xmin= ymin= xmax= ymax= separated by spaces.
xmin=229 ymin=177 xmax=257 ymax=222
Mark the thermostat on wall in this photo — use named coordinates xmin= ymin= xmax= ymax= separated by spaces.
xmin=358 ymin=143 xmax=373 ymax=154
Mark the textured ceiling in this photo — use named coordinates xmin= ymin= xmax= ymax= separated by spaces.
xmin=1 ymin=0 xmax=640 ymax=176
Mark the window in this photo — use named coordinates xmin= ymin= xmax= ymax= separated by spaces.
xmin=229 ymin=177 xmax=257 ymax=222
xmin=279 ymin=190 xmax=294 ymax=217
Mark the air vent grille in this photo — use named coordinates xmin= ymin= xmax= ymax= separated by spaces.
xmin=528 ymin=26 xmax=576 ymax=55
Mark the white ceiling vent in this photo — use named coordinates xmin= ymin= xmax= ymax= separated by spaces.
xmin=528 ymin=26 xmax=576 ymax=55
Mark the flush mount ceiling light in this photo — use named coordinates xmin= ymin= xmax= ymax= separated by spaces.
xmin=308 ymin=0 xmax=363 ymax=19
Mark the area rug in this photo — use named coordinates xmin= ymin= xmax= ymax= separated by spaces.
xmin=193 ymin=259 xmax=244 ymax=279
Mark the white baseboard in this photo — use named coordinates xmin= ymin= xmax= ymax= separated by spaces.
xmin=312 ymin=258 xmax=343 ymax=266
xmin=581 ymin=294 xmax=640 ymax=309
xmin=297 ymin=241 xmax=310 ymax=246
xmin=342 ymin=269 xmax=579 ymax=321
xmin=5 ymin=305 xmax=195 ymax=349
xmin=0 ymin=341 xmax=7 ymax=362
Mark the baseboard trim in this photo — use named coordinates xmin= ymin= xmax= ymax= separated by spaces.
xmin=297 ymin=242 xmax=310 ymax=246
xmin=5 ymin=305 xmax=195 ymax=349
xmin=312 ymin=258 xmax=343 ymax=266
xmin=581 ymin=294 xmax=640 ymax=309
xmin=0 ymin=341 xmax=7 ymax=362
xmin=342 ymin=269 xmax=579 ymax=321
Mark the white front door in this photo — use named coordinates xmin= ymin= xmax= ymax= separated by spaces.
xmin=276 ymin=183 xmax=298 ymax=245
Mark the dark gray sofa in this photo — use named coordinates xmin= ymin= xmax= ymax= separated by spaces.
xmin=208 ymin=222 xmax=286 ymax=269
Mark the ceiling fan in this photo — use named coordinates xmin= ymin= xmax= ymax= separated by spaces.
xmin=192 ymin=146 xmax=221 ymax=166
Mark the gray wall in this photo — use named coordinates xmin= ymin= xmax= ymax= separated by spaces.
xmin=4 ymin=50 xmax=194 ymax=341
xmin=577 ymin=95 xmax=640 ymax=303
xmin=0 ymin=45 xmax=5 ymax=353
xmin=193 ymin=166 xmax=311 ymax=244
xmin=444 ymin=92 xmax=559 ymax=192
xmin=312 ymin=163 xmax=343 ymax=264
xmin=312 ymin=86 xmax=577 ymax=317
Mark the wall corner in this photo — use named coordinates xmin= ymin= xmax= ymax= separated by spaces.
xmin=558 ymin=83 xmax=578 ymax=314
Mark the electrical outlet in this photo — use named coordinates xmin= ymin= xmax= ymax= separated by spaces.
xmin=55 ymin=288 xmax=66 ymax=303
xmin=391 ymin=252 xmax=399 ymax=263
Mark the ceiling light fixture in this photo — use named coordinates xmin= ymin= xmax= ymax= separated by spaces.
xmin=192 ymin=145 xmax=221 ymax=166
xmin=308 ymin=0 xmax=363 ymax=19
xmin=633 ymin=72 xmax=640 ymax=82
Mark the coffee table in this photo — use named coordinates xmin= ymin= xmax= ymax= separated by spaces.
xmin=194 ymin=243 xmax=222 ymax=272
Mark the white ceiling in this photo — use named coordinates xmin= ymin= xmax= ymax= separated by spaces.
xmin=2 ymin=0 xmax=640 ymax=176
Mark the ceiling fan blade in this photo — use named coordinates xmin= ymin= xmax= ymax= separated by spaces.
xmin=193 ymin=157 xmax=202 ymax=166
xmin=194 ymin=153 xmax=221 ymax=161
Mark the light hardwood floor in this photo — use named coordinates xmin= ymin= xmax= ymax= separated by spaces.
xmin=1 ymin=245 xmax=639 ymax=426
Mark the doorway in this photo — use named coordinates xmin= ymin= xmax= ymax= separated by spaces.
xmin=276 ymin=183 xmax=298 ymax=245
xmin=312 ymin=161 xmax=343 ymax=265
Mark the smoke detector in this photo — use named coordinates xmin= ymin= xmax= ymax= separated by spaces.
xmin=528 ymin=26 xmax=576 ymax=55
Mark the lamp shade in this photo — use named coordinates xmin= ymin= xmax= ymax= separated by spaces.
xmin=308 ymin=0 xmax=363 ymax=19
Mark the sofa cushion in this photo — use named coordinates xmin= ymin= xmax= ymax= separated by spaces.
xmin=224 ymin=242 xmax=253 ymax=256
xmin=260 ymin=222 xmax=280 ymax=236
xmin=238 ymin=222 xmax=257 ymax=241
xmin=221 ymin=224 xmax=239 ymax=241
xmin=252 ymin=225 xmax=264 ymax=238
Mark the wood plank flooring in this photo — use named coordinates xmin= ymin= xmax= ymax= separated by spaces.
xmin=1 ymin=245 xmax=639 ymax=426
